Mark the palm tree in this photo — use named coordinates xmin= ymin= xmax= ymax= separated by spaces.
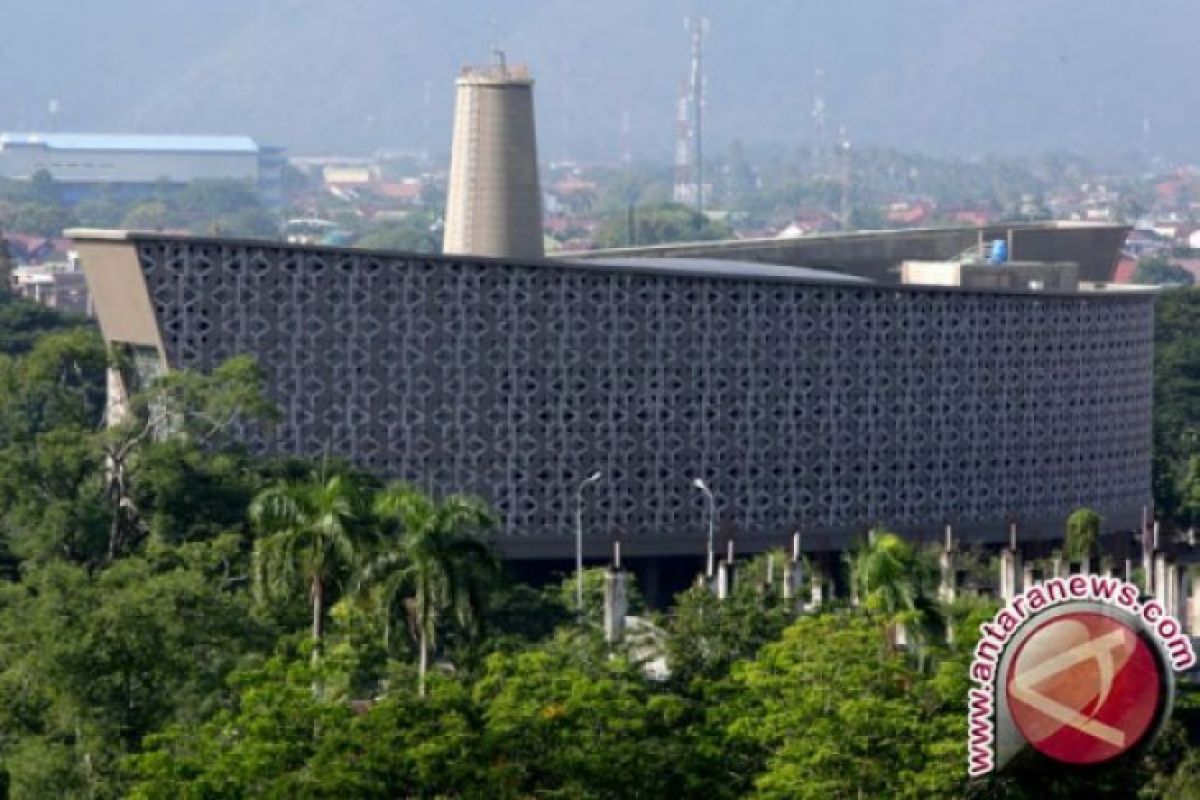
xmin=249 ymin=472 xmax=365 ymax=668
xmin=1065 ymin=507 xmax=1101 ymax=566
xmin=362 ymin=483 xmax=498 ymax=696
xmin=846 ymin=528 xmax=941 ymax=664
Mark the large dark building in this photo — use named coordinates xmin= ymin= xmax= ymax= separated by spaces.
xmin=70 ymin=230 xmax=1155 ymax=570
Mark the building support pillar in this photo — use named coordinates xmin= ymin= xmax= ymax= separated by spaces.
xmin=1154 ymin=552 xmax=1169 ymax=611
xmin=1000 ymin=548 xmax=1022 ymax=603
xmin=938 ymin=525 xmax=956 ymax=604
xmin=1189 ymin=571 xmax=1200 ymax=638
xmin=809 ymin=568 xmax=825 ymax=610
xmin=604 ymin=567 xmax=627 ymax=644
xmin=1022 ymin=562 xmax=1038 ymax=592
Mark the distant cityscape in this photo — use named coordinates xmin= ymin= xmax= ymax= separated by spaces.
xmin=5 ymin=122 xmax=1200 ymax=311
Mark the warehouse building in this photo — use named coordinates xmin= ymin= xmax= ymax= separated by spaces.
xmin=0 ymin=133 xmax=284 ymax=203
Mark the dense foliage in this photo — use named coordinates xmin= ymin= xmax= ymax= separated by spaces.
xmin=0 ymin=173 xmax=278 ymax=239
xmin=1152 ymin=287 xmax=1200 ymax=528
xmin=1135 ymin=255 xmax=1197 ymax=287
xmin=593 ymin=201 xmax=733 ymax=249
xmin=0 ymin=296 xmax=1195 ymax=798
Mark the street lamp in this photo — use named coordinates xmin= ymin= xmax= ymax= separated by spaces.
xmin=692 ymin=477 xmax=716 ymax=578
xmin=575 ymin=471 xmax=603 ymax=611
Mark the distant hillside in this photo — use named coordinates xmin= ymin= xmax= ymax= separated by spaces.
xmin=0 ymin=0 xmax=1196 ymax=161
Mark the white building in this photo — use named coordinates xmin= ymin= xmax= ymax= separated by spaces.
xmin=0 ymin=133 xmax=261 ymax=186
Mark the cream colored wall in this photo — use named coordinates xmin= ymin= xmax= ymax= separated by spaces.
xmin=71 ymin=235 xmax=167 ymax=363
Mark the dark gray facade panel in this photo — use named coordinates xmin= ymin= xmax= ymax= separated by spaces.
xmin=135 ymin=238 xmax=1155 ymax=557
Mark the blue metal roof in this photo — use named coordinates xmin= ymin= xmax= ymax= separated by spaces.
xmin=0 ymin=132 xmax=259 ymax=154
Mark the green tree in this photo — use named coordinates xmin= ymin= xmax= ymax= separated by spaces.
xmin=102 ymin=355 xmax=278 ymax=564
xmin=0 ymin=327 xmax=107 ymax=442
xmin=2 ymin=202 xmax=74 ymax=238
xmin=1064 ymin=507 xmax=1101 ymax=562
xmin=848 ymin=204 xmax=887 ymax=229
xmin=0 ymin=292 xmax=88 ymax=356
xmin=545 ymin=565 xmax=643 ymax=627
xmin=127 ymin=655 xmax=490 ymax=799
xmin=0 ymin=550 xmax=264 ymax=797
xmin=176 ymin=179 xmax=262 ymax=218
xmin=1133 ymin=255 xmax=1196 ymax=286
xmin=72 ymin=189 xmax=130 ymax=229
xmin=845 ymin=528 xmax=941 ymax=660
xmin=727 ymin=613 xmax=964 ymax=799
xmin=250 ymin=472 xmax=367 ymax=669
xmin=121 ymin=201 xmax=172 ymax=231
xmin=1152 ymin=288 xmax=1200 ymax=525
xmin=1177 ymin=455 xmax=1200 ymax=529
xmin=365 ymin=484 xmax=497 ymax=696
xmin=123 ymin=656 xmax=350 ymax=799
xmin=213 ymin=207 xmax=280 ymax=239
xmin=593 ymin=202 xmax=732 ymax=249
xmin=301 ymin=680 xmax=489 ymax=798
xmin=355 ymin=213 xmax=440 ymax=253
xmin=473 ymin=631 xmax=710 ymax=799
xmin=665 ymin=552 xmax=797 ymax=689
xmin=0 ymin=224 xmax=12 ymax=293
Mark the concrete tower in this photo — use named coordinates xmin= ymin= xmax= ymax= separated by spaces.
xmin=443 ymin=57 xmax=543 ymax=259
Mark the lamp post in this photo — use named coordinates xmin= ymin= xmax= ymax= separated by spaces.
xmin=575 ymin=471 xmax=602 ymax=611
xmin=692 ymin=478 xmax=716 ymax=578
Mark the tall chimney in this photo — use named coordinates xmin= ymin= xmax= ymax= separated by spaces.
xmin=443 ymin=57 xmax=544 ymax=259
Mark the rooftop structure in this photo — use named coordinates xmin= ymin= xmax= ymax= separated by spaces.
xmin=573 ymin=221 xmax=1131 ymax=285
xmin=0 ymin=133 xmax=259 ymax=154
xmin=901 ymin=260 xmax=1080 ymax=292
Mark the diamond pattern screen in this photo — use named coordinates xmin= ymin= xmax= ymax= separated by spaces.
xmin=134 ymin=237 xmax=1154 ymax=557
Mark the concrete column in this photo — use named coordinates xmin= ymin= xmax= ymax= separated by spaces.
xmin=716 ymin=560 xmax=733 ymax=600
xmin=1022 ymin=562 xmax=1037 ymax=592
xmin=1079 ymin=556 xmax=1091 ymax=576
xmin=1166 ymin=561 xmax=1183 ymax=622
xmin=938 ymin=547 xmax=956 ymax=603
xmin=1154 ymin=553 xmax=1169 ymax=610
xmin=810 ymin=569 xmax=825 ymax=610
xmin=1051 ymin=554 xmax=1064 ymax=580
xmin=1177 ymin=565 xmax=1189 ymax=624
xmin=782 ymin=558 xmax=803 ymax=603
xmin=1164 ymin=562 xmax=1176 ymax=619
xmin=715 ymin=539 xmax=736 ymax=599
xmin=1189 ymin=571 xmax=1200 ymax=638
xmin=1000 ymin=549 xmax=1022 ymax=602
xmin=603 ymin=568 xmax=627 ymax=644
xmin=781 ymin=531 xmax=801 ymax=602
xmin=1145 ymin=522 xmax=1160 ymax=594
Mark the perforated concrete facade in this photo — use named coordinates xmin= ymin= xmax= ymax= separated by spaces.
xmin=81 ymin=233 xmax=1156 ymax=558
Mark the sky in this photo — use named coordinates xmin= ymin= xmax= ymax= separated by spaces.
xmin=0 ymin=0 xmax=1194 ymax=162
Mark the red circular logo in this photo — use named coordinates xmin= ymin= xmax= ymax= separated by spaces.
xmin=1005 ymin=611 xmax=1162 ymax=765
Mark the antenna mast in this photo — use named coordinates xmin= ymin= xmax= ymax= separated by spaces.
xmin=686 ymin=15 xmax=709 ymax=213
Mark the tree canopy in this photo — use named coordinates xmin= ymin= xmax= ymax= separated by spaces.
xmin=0 ymin=297 xmax=1195 ymax=798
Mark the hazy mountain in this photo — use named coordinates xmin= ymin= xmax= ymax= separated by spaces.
xmin=0 ymin=0 xmax=1193 ymax=161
